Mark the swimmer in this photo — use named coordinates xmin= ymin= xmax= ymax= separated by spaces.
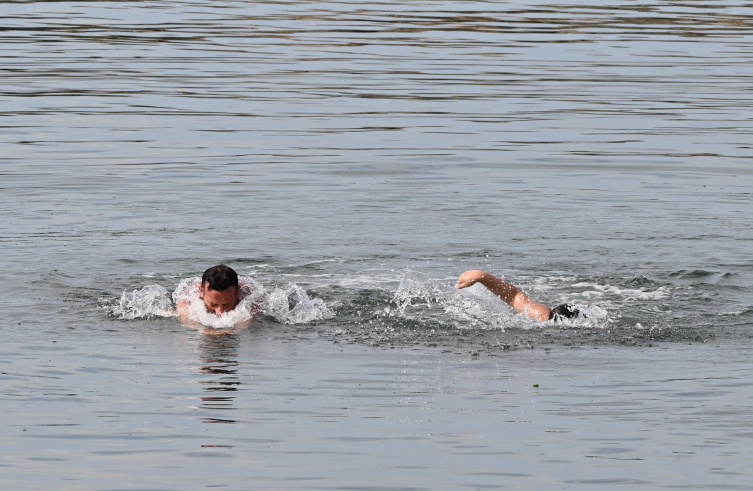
xmin=177 ymin=264 xmax=250 ymax=319
xmin=456 ymin=270 xmax=582 ymax=322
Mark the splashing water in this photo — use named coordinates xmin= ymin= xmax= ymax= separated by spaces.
xmin=106 ymin=275 xmax=333 ymax=328
xmin=107 ymin=284 xmax=175 ymax=320
xmin=393 ymin=272 xmax=610 ymax=330
xmin=171 ymin=276 xmax=264 ymax=328
xmin=264 ymin=283 xmax=335 ymax=325
xmin=394 ymin=271 xmax=519 ymax=330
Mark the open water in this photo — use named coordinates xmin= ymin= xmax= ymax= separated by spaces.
xmin=1 ymin=0 xmax=752 ymax=489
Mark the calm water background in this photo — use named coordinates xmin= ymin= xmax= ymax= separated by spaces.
xmin=1 ymin=0 xmax=752 ymax=489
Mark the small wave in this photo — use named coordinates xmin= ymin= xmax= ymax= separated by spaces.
xmin=668 ymin=269 xmax=717 ymax=280
xmin=570 ymin=282 xmax=670 ymax=301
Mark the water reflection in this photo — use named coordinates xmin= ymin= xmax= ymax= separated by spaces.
xmin=197 ymin=330 xmax=241 ymax=424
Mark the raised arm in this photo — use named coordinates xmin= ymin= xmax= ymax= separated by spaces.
xmin=456 ymin=270 xmax=551 ymax=322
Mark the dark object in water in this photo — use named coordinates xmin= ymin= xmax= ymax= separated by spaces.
xmin=549 ymin=304 xmax=584 ymax=321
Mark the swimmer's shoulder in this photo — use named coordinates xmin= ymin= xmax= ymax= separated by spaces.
xmin=176 ymin=299 xmax=189 ymax=319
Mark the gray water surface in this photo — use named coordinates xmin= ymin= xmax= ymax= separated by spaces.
xmin=2 ymin=0 xmax=752 ymax=489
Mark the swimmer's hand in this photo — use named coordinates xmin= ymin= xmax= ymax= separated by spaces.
xmin=456 ymin=270 xmax=489 ymax=289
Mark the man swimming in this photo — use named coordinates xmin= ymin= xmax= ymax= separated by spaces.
xmin=177 ymin=264 xmax=248 ymax=319
xmin=456 ymin=270 xmax=582 ymax=322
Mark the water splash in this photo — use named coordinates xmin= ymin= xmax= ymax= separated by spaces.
xmin=392 ymin=271 xmax=610 ymax=330
xmin=264 ymin=283 xmax=335 ymax=325
xmin=171 ymin=276 xmax=263 ymax=329
xmin=107 ymin=284 xmax=175 ymax=320
xmin=394 ymin=271 xmax=518 ymax=330
xmin=105 ymin=275 xmax=333 ymax=327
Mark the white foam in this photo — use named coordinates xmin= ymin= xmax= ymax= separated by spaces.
xmin=263 ymin=283 xmax=335 ymax=324
xmin=108 ymin=284 xmax=175 ymax=320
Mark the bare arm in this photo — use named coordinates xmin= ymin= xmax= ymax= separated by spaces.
xmin=455 ymin=270 xmax=551 ymax=322
xmin=176 ymin=300 xmax=190 ymax=320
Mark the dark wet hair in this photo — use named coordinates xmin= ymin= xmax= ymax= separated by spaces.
xmin=201 ymin=265 xmax=238 ymax=291
xmin=548 ymin=303 xmax=584 ymax=321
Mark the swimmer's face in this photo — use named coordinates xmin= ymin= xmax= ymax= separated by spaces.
xmin=199 ymin=283 xmax=239 ymax=315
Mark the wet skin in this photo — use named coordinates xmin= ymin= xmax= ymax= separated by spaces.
xmin=199 ymin=284 xmax=239 ymax=315
xmin=456 ymin=270 xmax=551 ymax=322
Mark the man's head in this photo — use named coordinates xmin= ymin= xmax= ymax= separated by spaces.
xmin=199 ymin=265 xmax=239 ymax=315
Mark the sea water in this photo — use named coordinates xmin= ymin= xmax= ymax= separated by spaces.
xmin=1 ymin=0 xmax=752 ymax=489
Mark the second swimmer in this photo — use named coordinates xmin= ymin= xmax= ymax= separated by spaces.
xmin=456 ymin=270 xmax=583 ymax=322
